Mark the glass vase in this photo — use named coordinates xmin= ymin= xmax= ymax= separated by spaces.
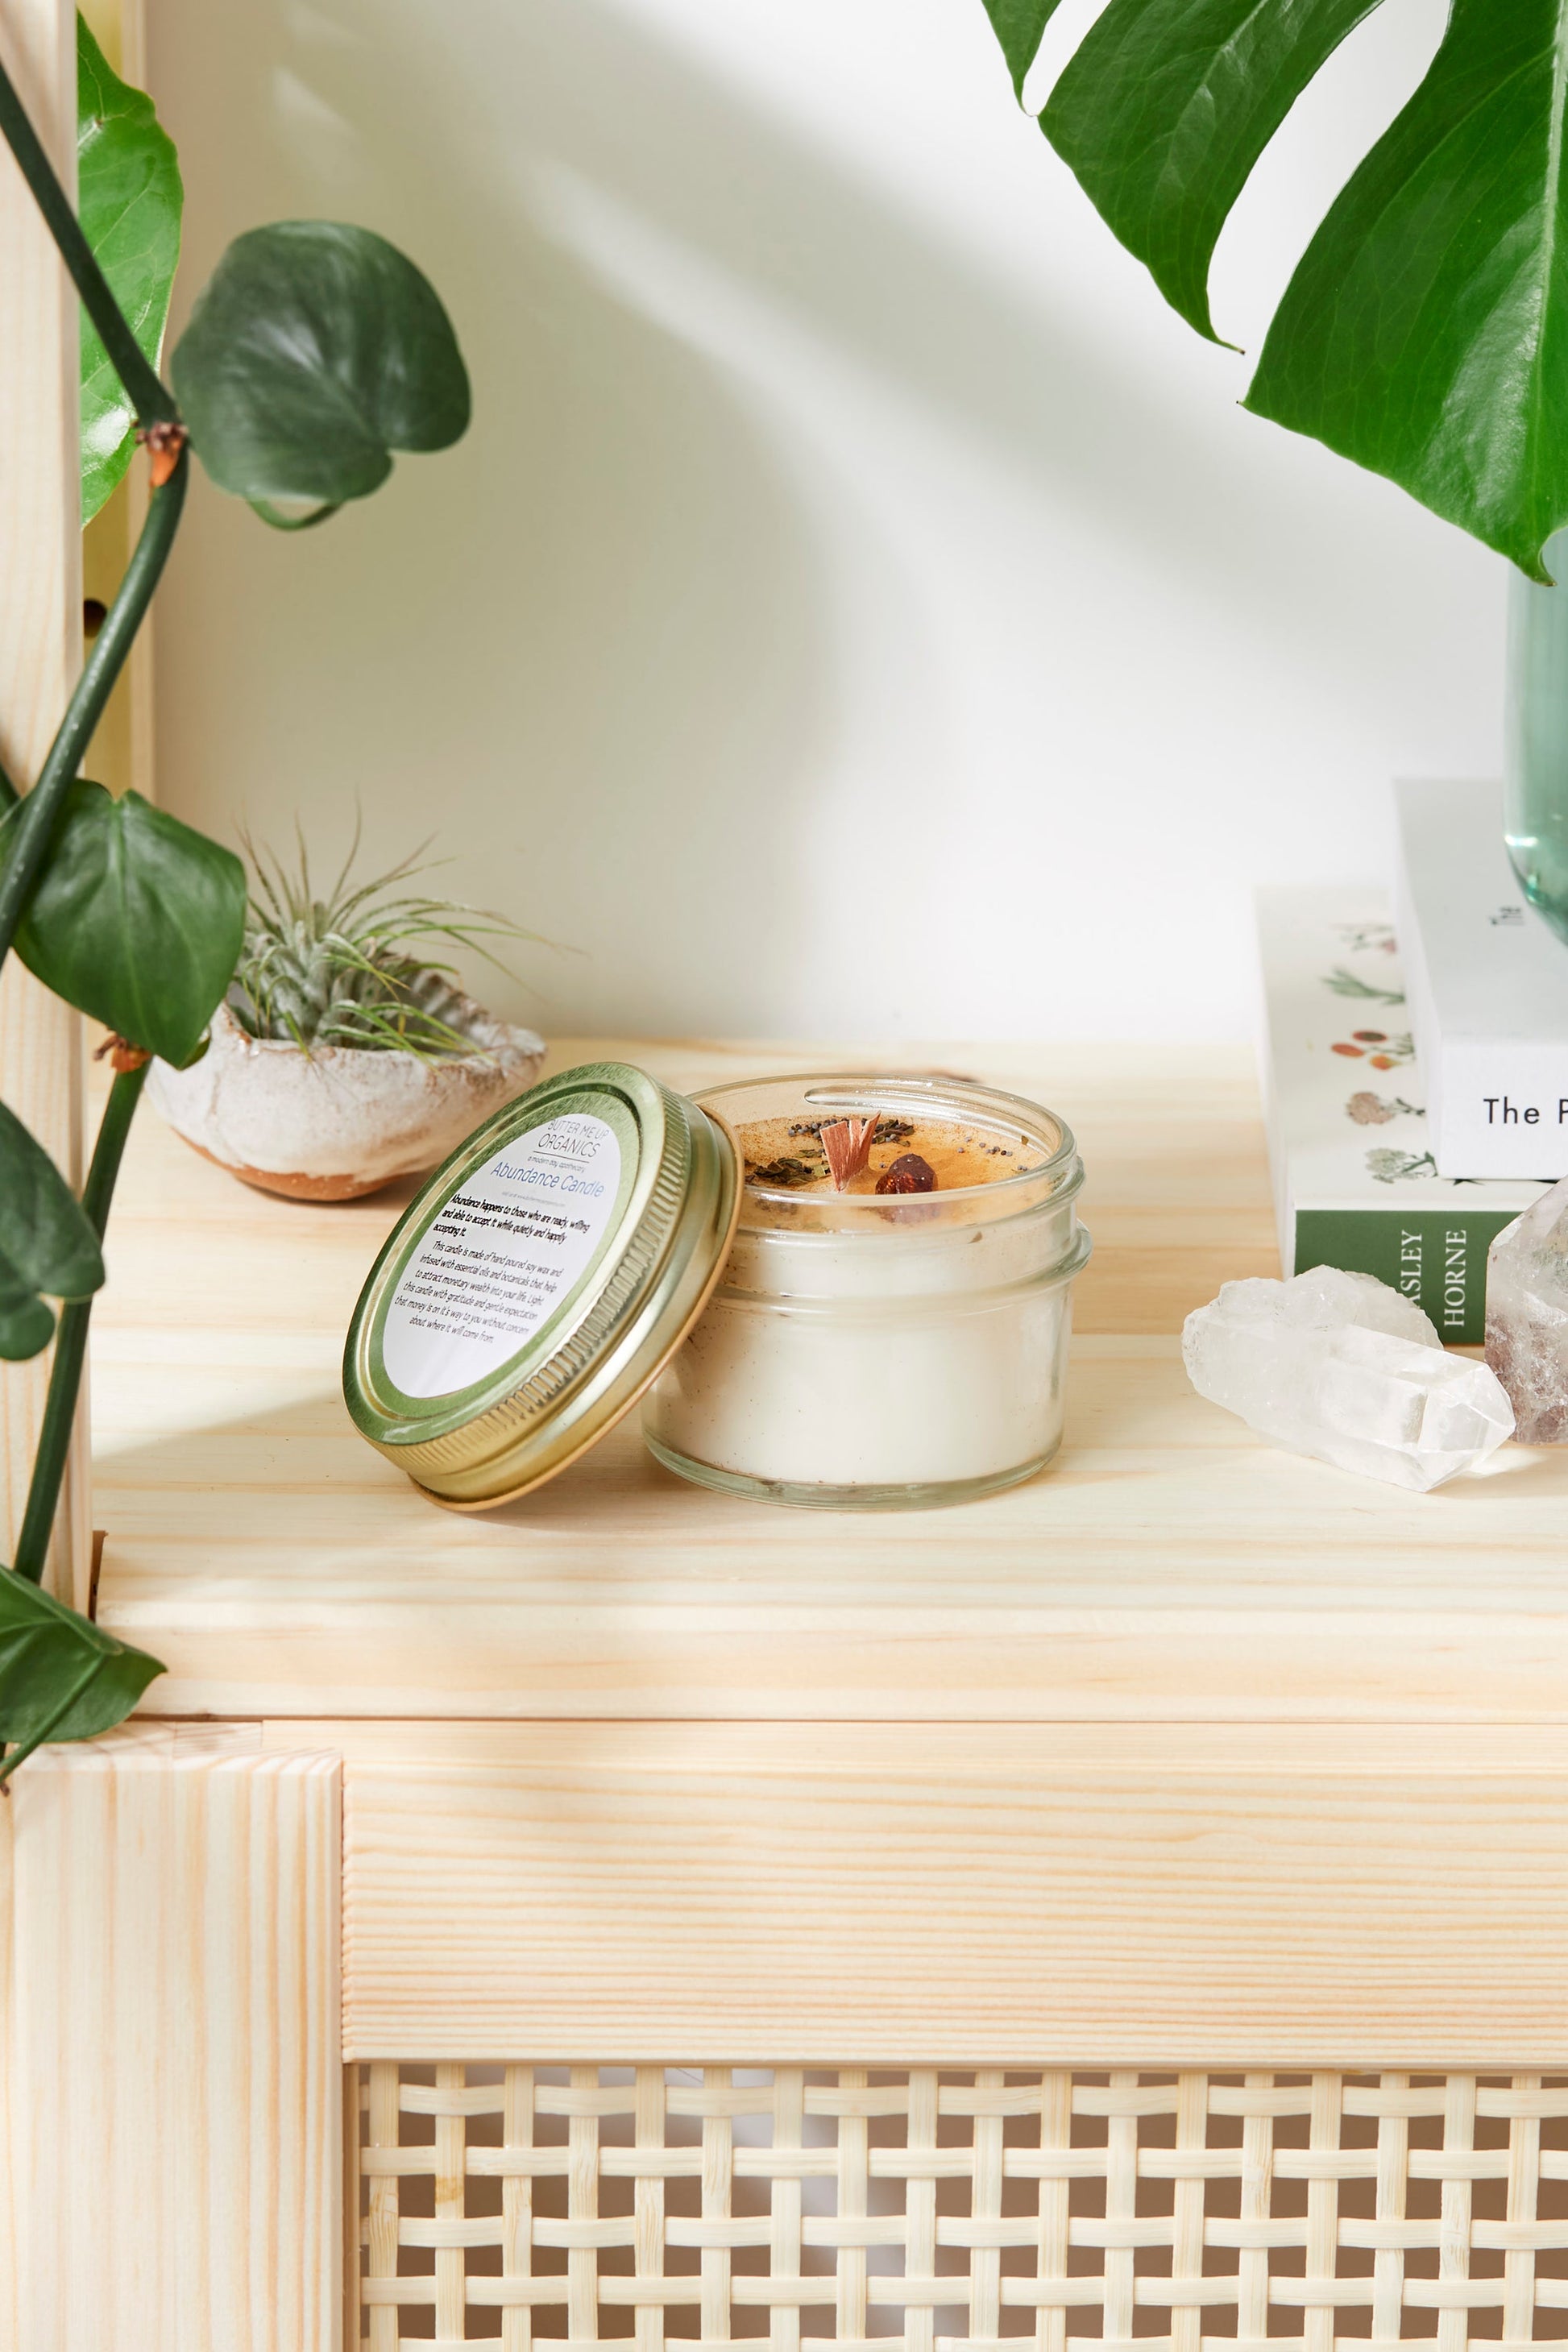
xmin=1505 ymin=526 xmax=1568 ymax=944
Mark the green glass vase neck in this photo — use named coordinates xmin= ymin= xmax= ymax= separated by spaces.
xmin=1505 ymin=525 xmax=1568 ymax=946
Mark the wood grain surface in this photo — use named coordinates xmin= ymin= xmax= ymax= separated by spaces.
xmin=300 ymin=1719 xmax=1568 ymax=2068
xmin=89 ymin=1036 xmax=1568 ymax=1724
xmin=0 ymin=0 xmax=88 ymax=1603
xmin=1 ymin=1725 xmax=342 ymax=2350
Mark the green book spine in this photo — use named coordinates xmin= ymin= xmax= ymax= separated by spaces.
xmin=1293 ymin=1209 xmax=1516 ymax=1346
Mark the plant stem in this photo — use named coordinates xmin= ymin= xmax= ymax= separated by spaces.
xmin=0 ymin=49 xmax=175 ymax=427
xmin=0 ymin=53 xmax=187 ymax=1601
xmin=0 ymin=45 xmax=189 ymax=976
xmin=0 ymin=450 xmax=187 ymax=977
xmin=13 ymin=1060 xmax=149 ymax=1585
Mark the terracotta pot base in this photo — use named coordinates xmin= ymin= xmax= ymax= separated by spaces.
xmin=174 ymin=1132 xmax=402 ymax=1203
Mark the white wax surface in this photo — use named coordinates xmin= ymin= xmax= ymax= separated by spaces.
xmin=645 ymin=1194 xmax=1082 ymax=1491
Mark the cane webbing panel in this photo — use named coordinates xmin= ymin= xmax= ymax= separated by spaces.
xmin=353 ymin=2067 xmax=1568 ymax=2351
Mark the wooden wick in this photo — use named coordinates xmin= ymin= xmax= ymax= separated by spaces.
xmin=819 ymin=1115 xmax=879 ymax=1189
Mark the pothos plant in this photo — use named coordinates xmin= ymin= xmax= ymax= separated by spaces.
xmin=980 ymin=0 xmax=1568 ymax=579
xmin=0 ymin=18 xmax=470 ymax=1782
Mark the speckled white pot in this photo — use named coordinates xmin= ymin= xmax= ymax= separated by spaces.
xmin=147 ymin=1001 xmax=547 ymax=1201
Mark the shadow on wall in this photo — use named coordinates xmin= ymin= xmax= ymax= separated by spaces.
xmin=333 ymin=0 xmax=1418 ymax=630
xmin=150 ymin=0 xmax=1481 ymax=1037
xmin=154 ymin=0 xmax=854 ymax=1036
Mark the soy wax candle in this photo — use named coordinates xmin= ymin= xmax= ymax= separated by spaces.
xmin=344 ymin=1063 xmax=1088 ymax=1512
xmin=642 ymin=1073 xmax=1089 ymax=1509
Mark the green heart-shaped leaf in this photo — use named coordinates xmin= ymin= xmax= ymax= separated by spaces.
xmin=77 ymin=12 xmax=182 ymax=522
xmin=0 ymin=1103 xmax=103 ymax=1362
xmin=0 ymin=1263 xmax=56 ymax=1363
xmin=0 ymin=1566 xmax=164 ymax=1782
xmin=171 ymin=221 xmax=471 ymax=518
xmin=2 ymin=781 xmax=245 ymax=1066
xmin=0 ymin=1102 xmax=102 ymax=1302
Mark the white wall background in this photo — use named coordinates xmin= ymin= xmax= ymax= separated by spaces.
xmin=147 ymin=0 xmax=1498 ymax=1042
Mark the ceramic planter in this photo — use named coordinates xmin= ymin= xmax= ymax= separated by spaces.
xmin=147 ymin=1001 xmax=547 ymax=1201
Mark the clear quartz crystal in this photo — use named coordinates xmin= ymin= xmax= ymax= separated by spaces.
xmin=1485 ymin=1176 xmax=1568 ymax=1441
xmin=1182 ymin=1264 xmax=1514 ymax=1491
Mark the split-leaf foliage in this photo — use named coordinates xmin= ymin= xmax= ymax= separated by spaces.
xmin=0 ymin=15 xmax=469 ymax=1781
xmin=980 ymin=0 xmax=1568 ymax=579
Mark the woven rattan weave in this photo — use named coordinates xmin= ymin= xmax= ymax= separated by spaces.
xmin=354 ymin=2065 xmax=1568 ymax=2350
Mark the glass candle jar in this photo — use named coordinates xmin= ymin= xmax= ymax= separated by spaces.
xmin=642 ymin=1073 xmax=1089 ymax=1509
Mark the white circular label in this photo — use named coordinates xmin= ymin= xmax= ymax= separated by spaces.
xmin=381 ymin=1113 xmax=623 ymax=1399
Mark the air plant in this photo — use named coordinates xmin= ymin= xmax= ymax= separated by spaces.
xmin=228 ymin=825 xmax=537 ymax=1060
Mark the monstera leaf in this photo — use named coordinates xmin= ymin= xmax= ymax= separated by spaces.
xmin=171 ymin=222 xmax=471 ymax=524
xmin=77 ymin=11 xmax=182 ymax=521
xmin=1 ymin=781 xmax=245 ymax=1066
xmin=0 ymin=1568 xmax=164 ymax=1783
xmin=985 ymin=0 xmax=1060 ymax=97
xmin=981 ymin=0 xmax=1568 ymax=579
xmin=0 ymin=1103 xmax=103 ymax=1361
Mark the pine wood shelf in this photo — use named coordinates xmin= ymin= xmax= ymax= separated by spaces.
xmin=15 ymin=1042 xmax=1568 ymax=2350
xmin=91 ymin=1036 xmax=1568 ymax=1727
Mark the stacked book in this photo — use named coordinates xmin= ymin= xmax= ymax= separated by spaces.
xmin=1394 ymin=778 xmax=1568 ymax=1178
xmin=1256 ymin=886 xmax=1548 ymax=1344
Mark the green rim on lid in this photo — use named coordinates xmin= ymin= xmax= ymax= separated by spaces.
xmin=342 ymin=1061 xmax=740 ymax=1506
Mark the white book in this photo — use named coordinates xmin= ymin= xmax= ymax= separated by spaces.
xmin=1256 ymin=886 xmax=1545 ymax=1343
xmin=1394 ymin=778 xmax=1568 ymax=1178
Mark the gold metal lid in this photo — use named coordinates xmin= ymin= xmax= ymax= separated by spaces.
xmin=342 ymin=1061 xmax=740 ymax=1506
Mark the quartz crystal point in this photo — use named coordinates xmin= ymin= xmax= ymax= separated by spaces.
xmin=1486 ymin=1176 xmax=1568 ymax=1441
xmin=1182 ymin=1264 xmax=1513 ymax=1491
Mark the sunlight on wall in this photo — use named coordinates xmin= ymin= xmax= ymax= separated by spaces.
xmin=147 ymin=0 xmax=1497 ymax=1041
